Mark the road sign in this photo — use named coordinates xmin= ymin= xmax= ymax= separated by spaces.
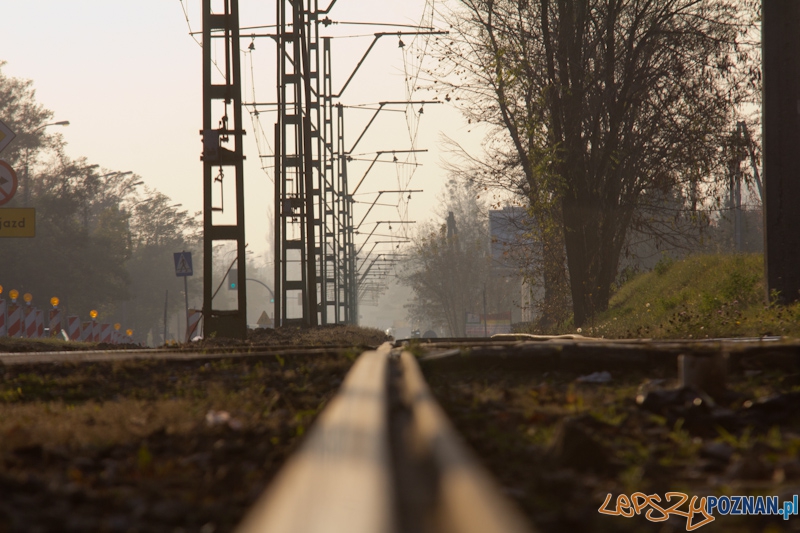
xmin=0 ymin=161 xmax=19 ymax=206
xmin=174 ymin=251 xmax=193 ymax=277
xmin=0 ymin=208 xmax=35 ymax=237
xmin=0 ymin=120 xmax=16 ymax=154
xmin=256 ymin=311 xmax=273 ymax=328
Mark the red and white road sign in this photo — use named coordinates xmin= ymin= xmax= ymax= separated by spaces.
xmin=99 ymin=323 xmax=111 ymax=343
xmin=80 ymin=321 xmax=92 ymax=341
xmin=186 ymin=309 xmax=203 ymax=341
xmin=24 ymin=307 xmax=36 ymax=338
xmin=0 ymin=161 xmax=18 ymax=207
xmin=49 ymin=308 xmax=62 ymax=337
xmin=67 ymin=315 xmax=80 ymax=340
xmin=35 ymin=309 xmax=44 ymax=338
xmin=7 ymin=304 xmax=22 ymax=337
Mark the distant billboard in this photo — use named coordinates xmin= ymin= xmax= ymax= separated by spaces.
xmin=465 ymin=311 xmax=512 ymax=337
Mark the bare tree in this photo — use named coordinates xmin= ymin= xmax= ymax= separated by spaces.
xmin=399 ymin=183 xmax=510 ymax=336
xmin=430 ymin=0 xmax=759 ymax=326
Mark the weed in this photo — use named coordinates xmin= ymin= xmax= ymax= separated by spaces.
xmin=404 ymin=340 xmax=425 ymax=358
xmin=137 ymin=443 xmax=153 ymax=471
xmin=654 ymin=255 xmax=675 ymax=276
xmin=523 ymin=254 xmax=800 ymax=339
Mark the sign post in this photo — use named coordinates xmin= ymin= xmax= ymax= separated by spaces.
xmin=174 ymin=251 xmax=193 ymax=342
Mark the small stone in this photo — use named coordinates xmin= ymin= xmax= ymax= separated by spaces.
xmin=700 ymin=441 xmax=734 ymax=463
xmin=549 ymin=416 xmax=611 ymax=472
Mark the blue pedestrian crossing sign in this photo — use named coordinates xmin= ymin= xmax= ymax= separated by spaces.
xmin=174 ymin=251 xmax=193 ymax=277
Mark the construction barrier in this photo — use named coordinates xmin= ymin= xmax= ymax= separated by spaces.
xmin=7 ymin=304 xmax=22 ymax=338
xmin=67 ymin=316 xmax=80 ymax=340
xmin=99 ymin=323 xmax=111 ymax=344
xmin=1 ymin=300 xmax=131 ymax=344
xmin=24 ymin=307 xmax=37 ymax=338
xmin=49 ymin=309 xmax=62 ymax=338
xmin=80 ymin=321 xmax=92 ymax=342
xmin=186 ymin=309 xmax=203 ymax=341
xmin=35 ymin=310 xmax=44 ymax=338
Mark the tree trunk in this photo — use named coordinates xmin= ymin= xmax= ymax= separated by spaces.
xmin=563 ymin=191 xmax=628 ymax=328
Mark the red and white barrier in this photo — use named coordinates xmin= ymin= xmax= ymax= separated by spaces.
xmin=24 ymin=308 xmax=37 ymax=338
xmin=186 ymin=309 xmax=203 ymax=341
xmin=7 ymin=304 xmax=22 ymax=338
xmin=35 ymin=310 xmax=44 ymax=338
xmin=49 ymin=309 xmax=62 ymax=337
xmin=0 ymin=299 xmax=6 ymax=337
xmin=80 ymin=321 xmax=92 ymax=341
xmin=99 ymin=323 xmax=111 ymax=343
xmin=92 ymin=321 xmax=100 ymax=343
xmin=67 ymin=316 xmax=80 ymax=340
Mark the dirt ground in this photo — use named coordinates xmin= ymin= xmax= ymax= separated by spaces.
xmin=6 ymin=329 xmax=797 ymax=533
xmin=0 ymin=325 xmax=389 ymax=354
xmin=0 ymin=330 xmax=383 ymax=533
xmin=422 ymin=354 xmax=800 ymax=533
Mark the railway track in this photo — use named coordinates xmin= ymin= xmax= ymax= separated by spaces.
xmin=2 ymin=335 xmax=799 ymax=532
xmin=236 ymin=342 xmax=532 ymax=533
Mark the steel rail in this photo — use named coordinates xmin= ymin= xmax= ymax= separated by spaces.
xmin=235 ymin=342 xmax=533 ymax=533
xmin=406 ymin=336 xmax=800 ymax=374
xmin=0 ymin=345 xmax=365 ymax=365
xmin=236 ymin=342 xmax=395 ymax=533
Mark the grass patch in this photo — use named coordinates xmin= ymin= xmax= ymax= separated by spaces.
xmin=0 ymin=337 xmax=99 ymax=353
xmin=423 ymin=360 xmax=800 ymax=533
xmin=0 ymin=351 xmax=355 ymax=531
xmin=555 ymin=254 xmax=800 ymax=339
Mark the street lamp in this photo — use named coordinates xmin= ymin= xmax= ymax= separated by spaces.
xmin=24 ymin=120 xmax=70 ymax=205
xmin=96 ymin=171 xmax=136 ymax=205
xmin=154 ymin=203 xmax=183 ymax=247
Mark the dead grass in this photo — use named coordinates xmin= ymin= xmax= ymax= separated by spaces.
xmin=525 ymin=254 xmax=800 ymax=339
xmin=423 ymin=361 xmax=800 ymax=533
xmin=0 ymin=336 xmax=100 ymax=353
xmin=0 ymin=351 xmax=355 ymax=532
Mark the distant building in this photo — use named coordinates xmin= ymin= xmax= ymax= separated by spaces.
xmin=488 ymin=206 xmax=542 ymax=324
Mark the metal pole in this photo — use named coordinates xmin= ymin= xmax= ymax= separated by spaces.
xmin=24 ymin=150 xmax=29 ymax=206
xmin=163 ymin=290 xmax=168 ymax=345
xmin=483 ymin=283 xmax=488 ymax=337
xmin=274 ymin=121 xmax=282 ymax=328
xmin=184 ymin=274 xmax=189 ymax=343
xmin=763 ymin=0 xmax=800 ymax=304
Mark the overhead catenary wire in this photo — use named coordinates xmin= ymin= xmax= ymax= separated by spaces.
xmin=184 ymin=0 xmax=448 ymax=315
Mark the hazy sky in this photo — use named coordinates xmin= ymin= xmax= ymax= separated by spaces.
xmin=0 ymin=1 xmax=482 ymax=267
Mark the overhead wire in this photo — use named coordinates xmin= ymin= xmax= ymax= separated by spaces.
xmin=392 ymin=0 xmax=439 ymax=240
xmin=244 ymin=42 xmax=275 ymax=180
xmin=178 ymin=0 xmax=227 ymax=78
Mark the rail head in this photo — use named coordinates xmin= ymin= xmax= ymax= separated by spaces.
xmin=396 ymin=350 xmax=534 ymax=533
xmin=236 ymin=342 xmax=395 ymax=533
xmin=235 ymin=342 xmax=534 ymax=533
